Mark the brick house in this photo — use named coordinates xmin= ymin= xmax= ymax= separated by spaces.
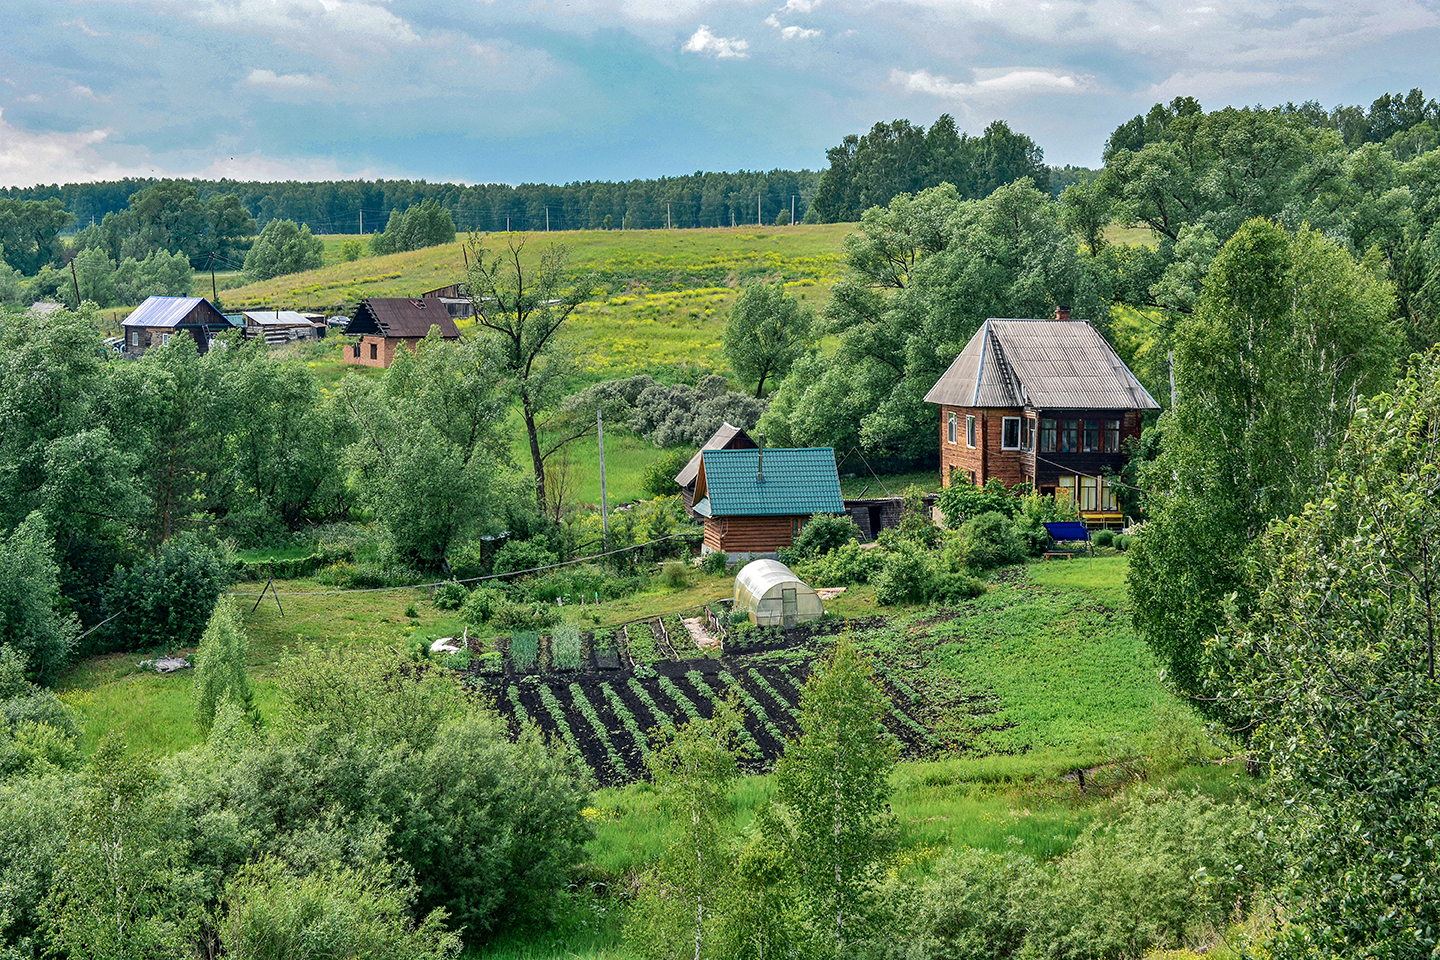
xmin=343 ymin=297 xmax=462 ymax=368
xmin=692 ymin=447 xmax=844 ymax=558
xmin=922 ymin=310 xmax=1160 ymax=524
xmin=121 ymin=296 xmax=228 ymax=358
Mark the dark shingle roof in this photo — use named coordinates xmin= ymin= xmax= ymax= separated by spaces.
xmin=694 ymin=448 xmax=844 ymax=518
xmin=923 ymin=319 xmax=1159 ymax=411
xmin=675 ymin=422 xmax=757 ymax=489
xmin=347 ymin=298 xmax=461 ymax=339
xmin=123 ymin=296 xmax=226 ymax=329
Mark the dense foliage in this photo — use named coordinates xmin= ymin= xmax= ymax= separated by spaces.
xmin=369 ymin=199 xmax=457 ymax=255
xmin=243 ymin=217 xmax=325 ymax=280
xmin=722 ymin=281 xmax=816 ymax=397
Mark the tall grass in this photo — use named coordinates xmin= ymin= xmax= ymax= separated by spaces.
xmin=510 ymin=631 xmax=539 ymax=672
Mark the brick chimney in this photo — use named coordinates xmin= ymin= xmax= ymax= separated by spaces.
xmin=1054 ymin=305 xmax=1071 ymax=321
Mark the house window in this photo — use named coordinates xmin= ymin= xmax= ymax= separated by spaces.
xmin=161 ymin=333 xmax=170 ymax=345
xmin=1079 ymin=476 xmax=1098 ymax=511
xmin=1060 ymin=420 xmax=1079 ymax=453
xmin=1106 ymin=419 xmax=1121 ymax=453
xmin=1057 ymin=476 xmax=1075 ymax=502
xmin=369 ymin=342 xmax=378 ymax=360
xmin=352 ymin=344 xmax=361 ymax=358
xmin=947 ymin=411 xmax=957 ymax=444
xmin=1040 ymin=418 xmax=1057 ymax=452
xmin=1083 ymin=420 xmax=1101 ymax=453
xmin=129 ymin=331 xmax=138 ymax=346
xmin=1100 ymin=479 xmax=1119 ymax=512
xmin=1002 ymin=417 xmax=1021 ymax=450
xmin=1022 ymin=417 xmax=1034 ymax=451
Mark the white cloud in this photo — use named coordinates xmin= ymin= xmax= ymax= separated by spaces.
xmin=765 ymin=14 xmax=820 ymax=38
xmin=892 ymin=67 xmax=1086 ymax=99
xmin=682 ymin=25 xmax=749 ymax=59
xmin=0 ymin=109 xmax=130 ymax=187
xmin=781 ymin=0 xmax=819 ymax=11
xmin=123 ymin=0 xmax=421 ymax=52
xmin=1144 ymin=69 xmax=1291 ymax=100
xmin=59 ymin=18 xmax=111 ymax=37
xmin=244 ymin=68 xmax=332 ymax=91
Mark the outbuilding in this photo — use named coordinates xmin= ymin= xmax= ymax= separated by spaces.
xmin=733 ymin=559 xmax=824 ymax=627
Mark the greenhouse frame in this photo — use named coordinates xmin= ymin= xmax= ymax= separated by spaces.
xmin=733 ymin=559 xmax=824 ymax=627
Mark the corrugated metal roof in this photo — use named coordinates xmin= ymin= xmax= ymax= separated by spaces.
xmin=123 ymin=296 xmax=219 ymax=328
xmin=697 ymin=447 xmax=844 ymax=517
xmin=923 ymin=319 xmax=1159 ymax=411
xmin=243 ymin=310 xmax=313 ymax=326
xmin=675 ymin=422 xmax=756 ymax=488
xmin=347 ymin=298 xmax=462 ymax=339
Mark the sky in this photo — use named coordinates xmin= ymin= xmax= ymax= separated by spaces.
xmin=1 ymin=0 xmax=1437 ymax=189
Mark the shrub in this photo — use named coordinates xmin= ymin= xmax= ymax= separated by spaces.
xmin=953 ymin=511 xmax=1027 ymax=571
xmin=701 ymin=550 xmax=729 ymax=575
xmin=0 ymin=513 xmax=79 ymax=684
xmin=929 ymin=572 xmax=987 ymax=604
xmin=641 ymin=449 xmax=693 ymax=499
xmin=192 ymin=597 xmax=255 ymax=733
xmin=1092 ymin=529 xmax=1115 ymax=548
xmin=1012 ymin=488 xmax=1081 ymax=557
xmin=461 ymin=587 xmax=503 ymax=625
xmin=220 ymin=858 xmax=461 ymax=960
xmin=493 ymin=601 xmax=561 ymax=632
xmin=661 ymin=561 xmax=688 ymax=589
xmin=790 ymin=513 xmax=863 ymax=560
xmin=872 ymin=543 xmax=935 ymax=606
xmin=794 ymin=540 xmax=882 ymax=586
xmin=908 ymin=845 xmax=1041 ymax=960
xmin=1113 ymin=534 xmax=1133 ymax=551
xmin=102 ymin=536 xmax=231 ymax=654
xmin=490 ymin=539 xmax=559 ymax=578
xmin=432 ymin=582 xmax=468 ymax=611
xmin=936 ymin=477 xmax=1020 ymax=526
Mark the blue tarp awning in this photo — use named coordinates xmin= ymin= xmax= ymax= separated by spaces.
xmin=1043 ymin=521 xmax=1091 ymax=542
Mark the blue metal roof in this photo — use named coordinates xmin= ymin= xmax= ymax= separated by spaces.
xmin=696 ymin=448 xmax=844 ymax=517
xmin=123 ymin=296 xmax=216 ymax=328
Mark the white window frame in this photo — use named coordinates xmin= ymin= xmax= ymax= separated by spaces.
xmin=947 ymin=411 xmax=957 ymax=444
xmin=966 ymin=415 xmax=977 ymax=448
xmin=1001 ymin=417 xmax=1021 ymax=450
xmin=129 ymin=331 xmax=139 ymax=346
xmin=161 ymin=333 xmax=170 ymax=345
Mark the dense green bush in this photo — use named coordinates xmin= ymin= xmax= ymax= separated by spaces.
xmin=929 ymin=571 xmax=988 ymax=604
xmin=0 ymin=648 xmax=82 ymax=778
xmin=701 ymin=550 xmax=729 ymax=574
xmin=431 ymin=582 xmax=469 ymax=611
xmin=788 ymin=513 xmax=864 ymax=560
xmin=908 ymin=845 xmax=1041 ymax=960
xmin=491 ymin=600 xmax=562 ymax=631
xmin=952 ymin=511 xmax=1027 ymax=571
xmin=220 ymin=859 xmax=461 ymax=960
xmin=490 ymin=538 xmax=559 ymax=578
xmin=191 ymin=597 xmax=255 ymax=734
xmin=101 ymin=536 xmax=231 ymax=654
xmin=794 ymin=540 xmax=883 ymax=586
xmin=1092 ymin=530 xmax=1115 ymax=548
xmin=936 ymin=477 xmax=1021 ymax=526
xmin=461 ymin=588 xmax=504 ymax=625
xmin=1112 ymin=534 xmax=1133 ymax=551
xmin=641 ymin=449 xmax=693 ymax=498
xmin=1011 ymin=489 xmax=1081 ymax=557
xmin=872 ymin=543 xmax=936 ymax=606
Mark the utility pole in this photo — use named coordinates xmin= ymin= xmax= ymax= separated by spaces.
xmin=506 ymin=216 xmax=510 ymax=232
xmin=209 ymin=253 xmax=218 ymax=302
xmin=598 ymin=409 xmax=610 ymax=552
xmin=546 ymin=207 xmax=550 ymax=232
xmin=667 ymin=201 xmax=672 ymax=230
xmin=791 ymin=194 xmax=796 ymax=226
xmin=359 ymin=209 xmax=363 ymax=235
xmin=1168 ymin=349 xmax=1177 ymax=407
xmin=69 ymin=257 xmax=80 ymax=307
xmin=758 ymin=191 xmax=762 ymax=226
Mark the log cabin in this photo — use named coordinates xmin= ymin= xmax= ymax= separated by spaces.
xmin=343 ymin=297 xmax=462 ymax=369
xmin=674 ymin=422 xmax=758 ymax=518
xmin=122 ymin=296 xmax=229 ymax=358
xmin=692 ymin=446 xmax=844 ymax=558
xmin=923 ymin=309 xmax=1160 ymax=526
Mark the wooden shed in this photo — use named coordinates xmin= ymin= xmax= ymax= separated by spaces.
xmin=343 ymin=297 xmax=462 ymax=368
xmin=692 ymin=446 xmax=844 ymax=558
xmin=733 ymin=559 xmax=823 ymax=627
xmin=675 ymin=422 xmax=758 ymax=518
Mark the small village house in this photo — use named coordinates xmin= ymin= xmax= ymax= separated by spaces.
xmin=691 ymin=446 xmax=844 ymax=557
xmin=343 ymin=297 xmax=462 ymax=369
xmin=242 ymin=309 xmax=325 ymax=345
xmin=674 ymin=422 xmax=759 ymax=518
xmin=122 ymin=296 xmax=229 ymax=358
xmin=923 ymin=309 xmax=1160 ymax=525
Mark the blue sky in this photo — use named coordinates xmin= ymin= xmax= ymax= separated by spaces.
xmin=1 ymin=0 xmax=1437 ymax=188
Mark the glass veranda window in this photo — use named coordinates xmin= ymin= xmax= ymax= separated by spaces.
xmin=1079 ymin=476 xmax=1098 ymax=510
xmin=1083 ymin=420 xmax=1100 ymax=452
xmin=1002 ymin=417 xmax=1021 ymax=449
xmin=1106 ymin=420 xmax=1121 ymax=452
xmin=1040 ymin=419 xmax=1057 ymax=452
xmin=1061 ymin=420 xmax=1079 ymax=453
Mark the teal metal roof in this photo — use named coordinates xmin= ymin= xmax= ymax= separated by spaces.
xmin=697 ymin=448 xmax=843 ymax=517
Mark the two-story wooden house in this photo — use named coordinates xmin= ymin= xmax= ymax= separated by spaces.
xmin=923 ymin=311 xmax=1160 ymax=524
